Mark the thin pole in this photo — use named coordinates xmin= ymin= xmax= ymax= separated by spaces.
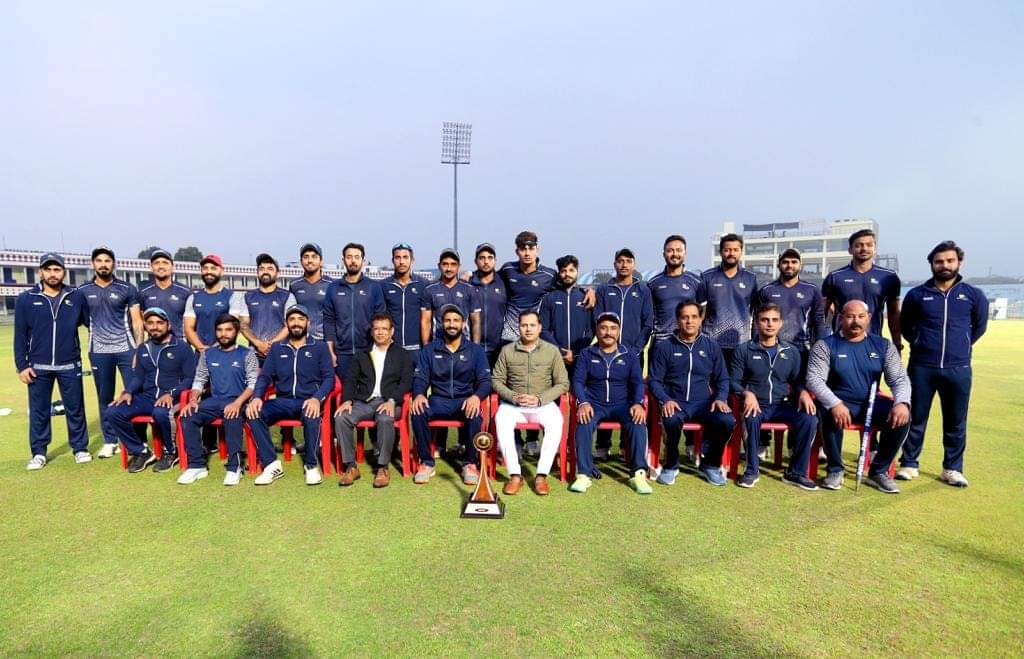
xmin=453 ymin=162 xmax=459 ymax=253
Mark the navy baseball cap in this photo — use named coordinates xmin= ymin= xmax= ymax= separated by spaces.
xmin=149 ymin=249 xmax=173 ymax=262
xmin=286 ymin=304 xmax=310 ymax=319
xmin=143 ymin=307 xmax=169 ymax=321
xmin=596 ymin=311 xmax=621 ymax=326
xmin=39 ymin=252 xmax=65 ymax=268
xmin=439 ymin=247 xmax=460 ymax=263
xmin=475 ymin=242 xmax=496 ymax=256
xmin=439 ymin=303 xmax=465 ymax=319
xmin=300 ymin=243 xmax=323 ymax=257
xmin=614 ymin=248 xmax=635 ymax=260
xmin=256 ymin=253 xmax=278 ymax=268
xmin=91 ymin=246 xmax=116 ymax=260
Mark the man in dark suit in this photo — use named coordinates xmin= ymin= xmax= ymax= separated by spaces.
xmin=334 ymin=312 xmax=414 ymax=488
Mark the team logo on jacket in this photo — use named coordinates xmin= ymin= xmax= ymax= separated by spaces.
xmin=459 ymin=354 xmax=466 ymax=361
xmin=167 ymin=354 xmax=175 ymax=360
xmin=615 ymin=359 xmax=624 ymax=365
xmin=271 ymin=301 xmax=279 ymax=307
xmin=531 ymin=280 xmax=538 ymax=287
xmin=753 ymin=355 xmax=763 ymax=360
xmin=958 ymin=294 xmax=968 ymax=300
xmin=870 ymin=278 xmax=879 ymax=284
xmin=631 ymin=291 xmax=638 ymax=297
xmin=109 ymin=292 xmax=119 ymax=299
xmin=279 ymin=354 xmax=289 ymax=358
xmin=231 ymin=360 xmax=240 ymax=367
xmin=868 ymin=352 xmax=879 ymax=359
xmin=682 ymin=283 xmax=690 ymax=290
xmin=304 ymin=351 xmax=312 ymax=357
xmin=358 ymin=290 xmax=366 ymax=296
xmin=738 ymin=282 xmax=746 ymax=289
xmin=171 ymin=295 xmax=180 ymax=301
xmin=698 ymin=350 xmax=705 ymax=356
xmin=216 ymin=301 xmax=224 ymax=307
xmin=796 ymin=292 xmax=805 ymax=299
xmin=779 ymin=352 xmax=788 ymax=359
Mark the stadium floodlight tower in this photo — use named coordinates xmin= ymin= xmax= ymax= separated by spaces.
xmin=441 ymin=121 xmax=472 ymax=254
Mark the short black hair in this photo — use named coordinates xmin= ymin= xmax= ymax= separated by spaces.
xmin=342 ymin=242 xmax=365 ymax=257
xmin=370 ymin=312 xmax=393 ymax=327
xmin=778 ymin=248 xmax=801 ymax=263
xmin=719 ymin=233 xmax=743 ymax=251
xmin=927 ymin=240 xmax=964 ymax=263
xmin=756 ymin=303 xmax=782 ymax=319
xmin=848 ymin=229 xmax=876 ymax=247
xmin=675 ymin=300 xmax=702 ymax=318
xmin=664 ymin=234 xmax=687 ymax=248
xmin=214 ymin=313 xmax=240 ymax=330
xmin=555 ymin=254 xmax=579 ymax=270
xmin=518 ymin=309 xmax=540 ymax=324
xmin=515 ymin=231 xmax=538 ymax=247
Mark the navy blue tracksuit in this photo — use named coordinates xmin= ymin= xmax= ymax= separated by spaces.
xmin=182 ymin=345 xmax=258 ymax=471
xmin=498 ymin=261 xmax=556 ymax=342
xmin=900 ymin=277 xmax=988 ymax=472
xmin=571 ymin=345 xmax=649 ymax=477
xmin=701 ymin=266 xmax=760 ymax=367
xmin=648 ymin=333 xmax=735 ymax=470
xmin=410 ymin=339 xmax=491 ymax=468
xmin=139 ymin=281 xmax=191 ymax=339
xmin=244 ymin=287 xmax=295 ymax=345
xmin=420 ymin=280 xmax=479 ymax=341
xmin=822 ymin=263 xmax=901 ymax=336
xmin=103 ymin=335 xmax=196 ymax=456
xmin=755 ymin=278 xmax=829 ymax=362
xmin=538 ymin=286 xmax=593 ymax=379
xmin=323 ymin=275 xmax=386 ymax=380
xmin=468 ymin=272 xmax=508 ymax=365
xmin=14 ymin=285 xmax=91 ymax=456
xmin=647 ymin=270 xmax=705 ymax=344
xmin=383 ymin=275 xmax=428 ymax=352
xmin=289 ymin=274 xmax=333 ymax=340
xmin=729 ymin=340 xmax=816 ymax=478
xmin=594 ymin=280 xmax=654 ymax=358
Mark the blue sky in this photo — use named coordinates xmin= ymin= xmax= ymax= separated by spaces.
xmin=1 ymin=1 xmax=1021 ymax=278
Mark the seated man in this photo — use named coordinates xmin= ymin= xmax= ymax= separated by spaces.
xmin=105 ymin=307 xmax=196 ymax=473
xmin=246 ymin=304 xmax=334 ymax=486
xmin=410 ymin=304 xmax=491 ymax=485
xmin=648 ymin=301 xmax=736 ymax=487
xmin=729 ymin=303 xmax=818 ymax=490
xmin=492 ymin=310 xmax=569 ymax=496
xmin=334 ymin=312 xmax=414 ymax=488
xmin=177 ymin=313 xmax=259 ymax=486
xmin=806 ymin=300 xmax=911 ymax=493
xmin=569 ymin=311 xmax=652 ymax=495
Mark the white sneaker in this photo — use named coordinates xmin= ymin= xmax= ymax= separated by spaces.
xmin=223 ymin=468 xmax=243 ymax=486
xmin=254 ymin=460 xmax=284 ymax=486
xmin=26 ymin=455 xmax=47 ymax=471
xmin=97 ymin=443 xmax=119 ymax=459
xmin=939 ymin=469 xmax=969 ymax=488
xmin=177 ymin=468 xmax=209 ymax=484
xmin=896 ymin=466 xmax=919 ymax=481
xmin=74 ymin=451 xmax=92 ymax=464
xmin=304 ymin=465 xmax=323 ymax=486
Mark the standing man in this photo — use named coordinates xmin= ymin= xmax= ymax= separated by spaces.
xmin=139 ymin=248 xmax=191 ymax=339
xmin=468 ymin=242 xmax=508 ymax=367
xmin=648 ymin=301 xmax=736 ymax=487
xmin=729 ymin=304 xmax=819 ymax=490
xmin=104 ymin=307 xmax=196 ymax=473
xmin=246 ymin=305 xmax=334 ymax=487
xmin=79 ymin=246 xmax=145 ymax=459
xmin=382 ymin=242 xmax=427 ymax=360
xmin=334 ymin=313 xmax=414 ymax=488
xmin=806 ymin=301 xmax=911 ymax=494
xmin=15 ymin=252 xmax=92 ymax=469
xmin=822 ymin=228 xmax=902 ymax=347
xmin=648 ymin=234 xmax=705 ymax=348
xmin=897 ymin=241 xmax=988 ymax=487
xmin=538 ymin=254 xmax=593 ymax=380
xmin=702 ymin=233 xmax=760 ymax=369
xmin=183 ymin=254 xmax=248 ymax=352
xmin=569 ymin=312 xmax=652 ymax=495
xmin=323 ymin=243 xmax=386 ymax=380
xmin=492 ymin=310 xmax=569 ymax=496
xmin=498 ymin=231 xmax=558 ymax=342
xmin=410 ymin=305 xmax=491 ymax=486
xmin=420 ymin=248 xmax=480 ymax=344
xmin=241 ymin=253 xmax=296 ymax=362
xmin=755 ymin=248 xmax=828 ymax=370
xmin=288 ymin=243 xmax=333 ymax=341
xmin=177 ymin=314 xmax=260 ymax=486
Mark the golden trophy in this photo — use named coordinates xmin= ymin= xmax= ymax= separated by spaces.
xmin=461 ymin=432 xmax=505 ymax=519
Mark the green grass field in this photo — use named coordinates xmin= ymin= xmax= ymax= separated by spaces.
xmin=0 ymin=323 xmax=1021 ymax=657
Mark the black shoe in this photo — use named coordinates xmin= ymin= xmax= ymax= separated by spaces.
xmin=737 ymin=473 xmax=759 ymax=488
xmin=127 ymin=452 xmax=157 ymax=473
xmin=782 ymin=472 xmax=819 ymax=491
xmin=152 ymin=454 xmax=179 ymax=473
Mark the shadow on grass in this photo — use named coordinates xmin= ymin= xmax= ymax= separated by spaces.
xmin=917 ymin=534 xmax=1024 ymax=579
xmin=230 ymin=609 xmax=314 ymax=658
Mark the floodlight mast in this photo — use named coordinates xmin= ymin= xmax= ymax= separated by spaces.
xmin=441 ymin=122 xmax=472 ymax=254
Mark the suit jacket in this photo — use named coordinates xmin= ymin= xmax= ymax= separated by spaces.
xmin=343 ymin=343 xmax=414 ymax=404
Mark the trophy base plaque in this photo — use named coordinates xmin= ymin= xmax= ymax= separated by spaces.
xmin=460 ymin=432 xmax=505 ymax=519
xmin=461 ymin=497 xmax=505 ymax=519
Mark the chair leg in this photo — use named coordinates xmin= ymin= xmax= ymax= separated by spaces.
xmin=400 ymin=426 xmax=412 ymax=478
xmin=153 ymin=429 xmax=164 ymax=459
xmin=246 ymin=427 xmax=259 ymax=474
xmin=355 ymin=428 xmax=365 ymax=464
xmin=176 ymin=417 xmax=187 ymax=470
xmin=694 ymin=430 xmax=703 ymax=467
xmin=774 ymin=429 xmax=784 ymax=469
xmin=282 ymin=427 xmax=293 ymax=463
xmin=648 ymin=418 xmax=662 ymax=471
xmin=321 ymin=415 xmax=333 ymax=476
xmin=218 ymin=427 xmax=227 ymax=460
xmin=119 ymin=442 xmax=128 ymax=470
xmin=807 ymin=429 xmax=821 ymax=480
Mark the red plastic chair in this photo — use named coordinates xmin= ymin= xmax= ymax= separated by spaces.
xmin=174 ymin=391 xmax=256 ymax=472
xmin=254 ymin=376 xmax=341 ymax=475
xmin=411 ymin=394 xmax=495 ymax=478
xmin=335 ymin=392 xmax=414 ymax=477
xmin=118 ymin=415 xmax=166 ymax=469
xmin=565 ymin=394 xmax=661 ymax=482
xmin=488 ymin=393 xmax=570 ymax=482
xmin=646 ymin=392 xmax=704 ymax=474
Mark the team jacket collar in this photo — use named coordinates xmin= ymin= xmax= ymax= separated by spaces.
xmin=744 ymin=338 xmax=795 ymax=354
xmin=921 ymin=274 xmax=964 ymax=294
xmin=669 ymin=331 xmax=707 ymax=347
xmin=28 ymin=283 xmax=70 ymax=296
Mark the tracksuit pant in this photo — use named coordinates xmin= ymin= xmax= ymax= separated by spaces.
xmin=661 ymin=400 xmax=736 ymax=470
xmin=102 ymin=395 xmax=176 ymax=456
xmin=27 ymin=365 xmax=89 ymax=457
xmin=901 ymin=364 xmax=972 ymax=472
xmin=182 ymin=396 xmax=248 ymax=471
xmin=596 ymin=350 xmax=644 ymax=451
xmin=821 ymin=397 xmax=909 ymax=476
xmin=410 ymin=396 xmax=482 ymax=468
xmin=248 ymin=397 xmax=322 ymax=469
xmin=494 ymin=402 xmax=564 ymax=477
xmin=742 ymin=403 xmax=817 ymax=477
xmin=575 ymin=401 xmax=649 ymax=478
xmin=334 ymin=397 xmax=401 ymax=469
xmin=90 ymin=350 xmax=134 ymax=445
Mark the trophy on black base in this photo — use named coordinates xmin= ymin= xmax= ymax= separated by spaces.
xmin=461 ymin=432 xmax=505 ymax=519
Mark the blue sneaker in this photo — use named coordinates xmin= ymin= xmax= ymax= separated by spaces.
xmin=656 ymin=468 xmax=679 ymax=486
xmin=700 ymin=466 xmax=726 ymax=486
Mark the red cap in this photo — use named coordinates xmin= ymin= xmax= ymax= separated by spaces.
xmin=199 ymin=254 xmax=223 ymax=268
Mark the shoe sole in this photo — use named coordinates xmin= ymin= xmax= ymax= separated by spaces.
xmin=255 ymin=470 xmax=285 ymax=486
xmin=865 ymin=478 xmax=899 ymax=494
xmin=702 ymin=473 xmax=726 ymax=487
xmin=128 ymin=455 xmax=158 ymax=474
xmin=940 ymin=478 xmax=968 ymax=488
xmin=153 ymin=460 xmax=179 ymax=473
xmin=782 ymin=476 xmax=819 ymax=491
xmin=737 ymin=477 xmax=759 ymax=488
xmin=178 ymin=471 xmax=209 ymax=485
xmin=413 ymin=470 xmax=436 ymax=485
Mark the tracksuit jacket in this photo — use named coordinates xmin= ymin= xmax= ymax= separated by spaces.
xmin=323 ymin=276 xmax=387 ymax=356
xmin=126 ymin=336 xmax=196 ymax=400
xmin=14 ymin=284 xmax=90 ymax=371
xmin=648 ymin=333 xmax=730 ymax=404
xmin=728 ymin=340 xmax=802 ymax=405
xmin=468 ymin=272 xmax=508 ymax=354
xmin=594 ymin=280 xmax=654 ymax=354
xmin=413 ymin=339 xmax=491 ymax=400
xmin=538 ymin=286 xmax=594 ymax=354
xmin=253 ymin=338 xmax=335 ymax=401
xmin=571 ymin=344 xmax=645 ymax=407
xmin=901 ymin=276 xmax=989 ymax=368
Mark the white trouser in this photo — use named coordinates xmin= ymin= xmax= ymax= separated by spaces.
xmin=494 ymin=401 xmax=564 ymax=476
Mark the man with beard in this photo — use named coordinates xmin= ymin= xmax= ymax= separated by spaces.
xmin=288 ymin=243 xmax=333 ymax=340
xmin=323 ymin=243 xmax=386 ymax=380
xmin=897 ymin=241 xmax=988 ymax=487
xmin=420 ymin=248 xmax=480 ymax=345
xmin=647 ymin=235 xmax=705 ymax=348
xmin=15 ymin=252 xmax=92 ymax=470
xmin=183 ymin=254 xmax=248 ymax=351
xmin=538 ymin=254 xmax=593 ymax=380
xmin=382 ymin=242 xmax=428 ymax=360
xmin=806 ymin=300 xmax=911 ymax=494
xmin=468 ymin=242 xmax=508 ymax=367
xmin=241 ymin=253 xmax=296 ymax=362
xmin=139 ymin=249 xmax=191 ymax=339
xmin=80 ymin=246 xmax=145 ymax=459
xmin=822 ymin=229 xmax=902 ymax=347
xmin=755 ymin=249 xmax=829 ymax=372
xmin=177 ymin=314 xmax=260 ymax=486
xmin=246 ymin=305 xmax=334 ymax=486
xmin=701 ymin=233 xmax=760 ymax=370
xmin=410 ymin=305 xmax=491 ymax=486
xmin=104 ymin=307 xmax=197 ymax=473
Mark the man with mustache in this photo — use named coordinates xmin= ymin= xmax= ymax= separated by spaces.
xmin=806 ymin=300 xmax=911 ymax=493
xmin=701 ymin=233 xmax=760 ymax=371
xmin=822 ymin=228 xmax=902 ymax=348
xmin=538 ymin=254 xmax=593 ymax=381
xmin=382 ymin=242 xmax=428 ymax=362
xmin=139 ymin=248 xmax=191 ymax=339
xmin=897 ymin=241 xmax=988 ymax=488
xmin=183 ymin=254 xmax=248 ymax=352
xmin=288 ymin=243 xmax=333 ymax=341
xmin=755 ymin=248 xmax=829 ymax=373
xmin=420 ymin=248 xmax=481 ymax=345
xmin=468 ymin=242 xmax=508 ymax=367
xmin=323 ymin=242 xmax=386 ymax=381
xmin=648 ymin=234 xmax=705 ymax=348
xmin=241 ymin=253 xmax=296 ymax=362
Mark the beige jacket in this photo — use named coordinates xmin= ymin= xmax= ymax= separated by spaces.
xmin=491 ymin=339 xmax=569 ymax=406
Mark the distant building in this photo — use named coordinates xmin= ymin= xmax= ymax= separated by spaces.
xmin=710 ymin=219 xmax=899 ymax=284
